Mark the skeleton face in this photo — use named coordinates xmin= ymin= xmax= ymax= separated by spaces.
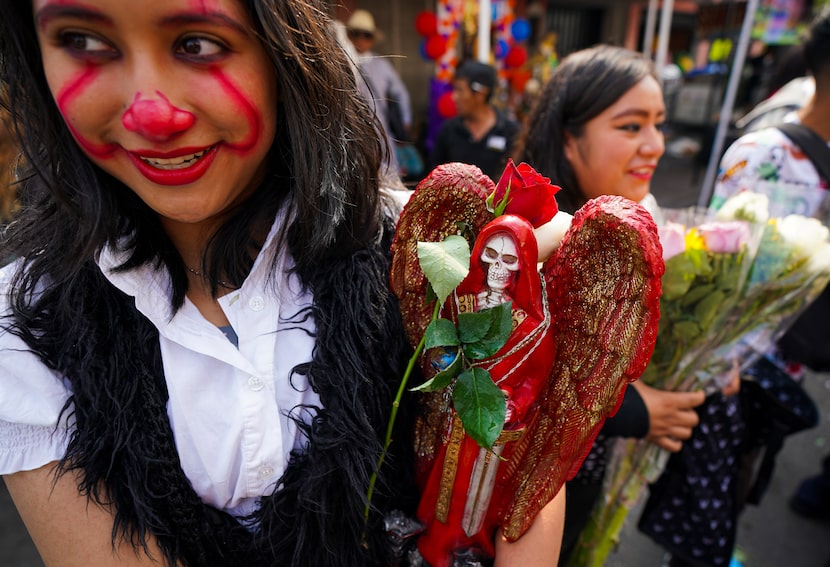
xmin=480 ymin=233 xmax=519 ymax=291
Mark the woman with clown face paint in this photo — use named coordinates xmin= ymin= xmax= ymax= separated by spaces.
xmin=0 ymin=0 xmax=404 ymax=565
xmin=0 ymin=1 xmax=565 ymax=565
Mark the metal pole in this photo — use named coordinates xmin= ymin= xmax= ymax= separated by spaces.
xmin=654 ymin=0 xmax=674 ymax=81
xmin=478 ymin=0 xmax=492 ymax=63
xmin=643 ymin=0 xmax=659 ymax=59
xmin=697 ymin=0 xmax=760 ymax=208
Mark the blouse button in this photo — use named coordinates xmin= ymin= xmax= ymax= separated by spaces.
xmin=248 ymin=296 xmax=265 ymax=311
xmin=248 ymin=376 xmax=264 ymax=391
xmin=259 ymin=465 xmax=275 ymax=479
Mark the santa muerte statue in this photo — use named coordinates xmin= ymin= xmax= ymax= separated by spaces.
xmin=387 ymin=161 xmax=664 ymax=566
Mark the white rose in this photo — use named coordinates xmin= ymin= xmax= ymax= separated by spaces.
xmin=776 ymin=215 xmax=830 ymax=261
xmin=806 ymin=241 xmax=830 ymax=274
xmin=715 ymin=191 xmax=770 ymax=224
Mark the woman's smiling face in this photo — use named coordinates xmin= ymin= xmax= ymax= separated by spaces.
xmin=33 ymin=0 xmax=278 ymax=231
xmin=564 ymin=76 xmax=666 ymax=204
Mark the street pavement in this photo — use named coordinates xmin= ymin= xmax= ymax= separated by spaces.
xmin=2 ymin=154 xmax=830 ymax=566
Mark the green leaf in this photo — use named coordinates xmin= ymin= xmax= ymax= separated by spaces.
xmin=662 ymin=254 xmax=697 ymax=300
xmin=457 ymin=310 xmax=493 ymax=344
xmin=462 ymin=302 xmax=513 ymax=360
xmin=425 ymin=318 xmax=460 ymax=349
xmin=411 ymin=348 xmax=462 ymax=392
xmin=679 ymin=283 xmax=716 ymax=307
xmin=694 ymin=289 xmax=726 ymax=329
xmin=689 ymin=248 xmax=713 ymax=276
xmin=671 ymin=320 xmax=701 ymax=343
xmin=713 ymin=251 xmax=744 ymax=293
xmin=453 ymin=368 xmax=506 ymax=449
xmin=493 ymin=182 xmax=511 ymax=217
xmin=417 ymin=236 xmax=471 ymax=305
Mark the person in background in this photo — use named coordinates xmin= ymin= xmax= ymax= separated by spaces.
xmin=713 ymin=6 xmax=830 ymax=212
xmin=430 ymin=60 xmax=520 ymax=182
xmin=345 ymin=9 xmax=413 ymax=177
xmin=636 ymin=10 xmax=830 ymax=567
xmin=711 ymin=7 xmax=830 ymax=557
xmin=513 ymin=44 xmax=708 ymax=565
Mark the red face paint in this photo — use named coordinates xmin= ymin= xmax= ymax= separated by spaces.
xmin=55 ymin=65 xmax=118 ymax=158
xmin=210 ymin=67 xmax=262 ymax=154
xmin=122 ymin=91 xmax=196 ymax=143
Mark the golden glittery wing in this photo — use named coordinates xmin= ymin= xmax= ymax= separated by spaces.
xmin=390 ymin=162 xmax=496 ymax=347
xmin=389 ymin=163 xmax=496 ymax=466
xmin=499 ymin=194 xmax=664 ymax=542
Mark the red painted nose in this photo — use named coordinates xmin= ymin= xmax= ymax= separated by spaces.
xmin=122 ymin=92 xmax=195 ymax=142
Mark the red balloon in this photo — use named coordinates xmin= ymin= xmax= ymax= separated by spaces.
xmin=505 ymin=45 xmax=528 ymax=69
xmin=437 ymin=91 xmax=456 ymax=118
xmin=511 ymin=70 xmax=532 ymax=93
xmin=415 ymin=11 xmax=438 ymax=37
xmin=424 ymin=34 xmax=448 ymax=60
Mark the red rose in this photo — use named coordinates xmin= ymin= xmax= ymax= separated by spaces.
xmin=492 ymin=159 xmax=561 ymax=228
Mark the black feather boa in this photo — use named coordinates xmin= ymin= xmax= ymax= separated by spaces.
xmin=13 ymin=222 xmax=417 ymax=566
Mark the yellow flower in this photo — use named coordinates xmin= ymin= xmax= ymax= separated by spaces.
xmin=685 ymin=228 xmax=705 ymax=251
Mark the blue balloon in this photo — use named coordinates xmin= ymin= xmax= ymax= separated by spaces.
xmin=495 ymin=39 xmax=510 ymax=59
xmin=511 ymin=19 xmax=531 ymax=41
xmin=419 ymin=38 xmax=429 ymax=60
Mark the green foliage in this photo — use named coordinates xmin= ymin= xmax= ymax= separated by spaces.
xmin=412 ymin=233 xmax=515 ymax=449
xmin=424 ymin=318 xmax=461 ymax=349
xmin=417 ymin=235 xmax=470 ymax=305
xmin=411 ymin=348 xmax=461 ymax=392
xmin=644 ymin=247 xmax=750 ymax=390
xmin=454 ymin=368 xmax=507 ymax=449
xmin=458 ymin=303 xmax=513 ymax=359
xmin=411 ymin=303 xmax=513 ymax=449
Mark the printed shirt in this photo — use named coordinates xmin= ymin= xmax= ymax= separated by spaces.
xmin=711 ymin=120 xmax=830 ymax=218
xmin=0 ymin=217 xmax=319 ymax=519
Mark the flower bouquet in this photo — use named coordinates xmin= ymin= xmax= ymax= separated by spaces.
xmin=568 ymin=201 xmax=762 ymax=567
xmin=570 ymin=190 xmax=830 ymax=567
xmin=687 ymin=191 xmax=830 ymax=385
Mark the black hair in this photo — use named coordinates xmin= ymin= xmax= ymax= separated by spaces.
xmin=0 ymin=0 xmax=386 ymax=311
xmin=804 ymin=6 xmax=830 ymax=82
xmin=513 ymin=44 xmax=657 ymax=213
xmin=455 ymin=60 xmax=497 ymax=103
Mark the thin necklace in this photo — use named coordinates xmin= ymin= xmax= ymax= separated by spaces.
xmin=186 ymin=266 xmax=237 ymax=290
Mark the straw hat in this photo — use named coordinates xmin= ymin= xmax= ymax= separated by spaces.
xmin=347 ymin=9 xmax=383 ymax=41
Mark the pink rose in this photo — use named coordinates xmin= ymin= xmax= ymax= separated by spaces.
xmin=658 ymin=221 xmax=687 ymax=260
xmin=492 ymin=159 xmax=561 ymax=228
xmin=697 ymin=221 xmax=751 ymax=253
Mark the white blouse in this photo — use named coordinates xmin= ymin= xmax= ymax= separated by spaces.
xmin=0 ymin=220 xmax=319 ymax=519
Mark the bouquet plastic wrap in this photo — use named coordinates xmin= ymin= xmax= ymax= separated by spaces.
xmin=568 ymin=203 xmax=761 ymax=567
xmin=691 ymin=191 xmax=830 ymax=385
xmin=569 ymin=190 xmax=830 ymax=567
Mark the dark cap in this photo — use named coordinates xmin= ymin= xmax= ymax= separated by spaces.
xmin=454 ymin=60 xmax=496 ymax=93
